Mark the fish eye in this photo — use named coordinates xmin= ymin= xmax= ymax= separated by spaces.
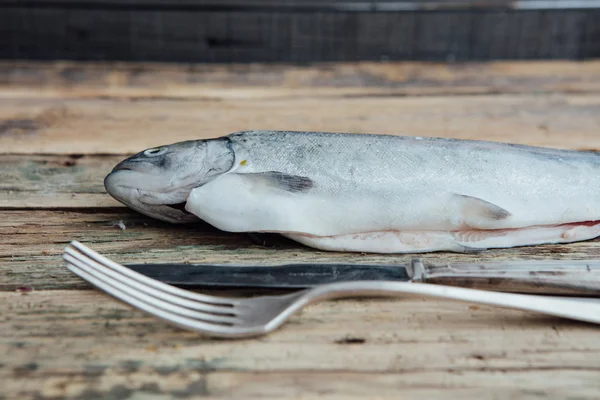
xmin=144 ymin=147 xmax=167 ymax=157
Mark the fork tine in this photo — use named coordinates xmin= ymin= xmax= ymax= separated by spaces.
xmin=64 ymin=253 xmax=240 ymax=325
xmin=68 ymin=240 xmax=236 ymax=305
xmin=64 ymin=247 xmax=238 ymax=316
xmin=64 ymin=260 xmax=250 ymax=337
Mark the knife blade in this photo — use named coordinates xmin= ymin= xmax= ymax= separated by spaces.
xmin=124 ymin=258 xmax=600 ymax=295
xmin=124 ymin=262 xmax=410 ymax=288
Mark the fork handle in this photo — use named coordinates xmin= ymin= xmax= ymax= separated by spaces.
xmin=415 ymin=259 xmax=600 ymax=295
xmin=294 ymin=281 xmax=600 ymax=326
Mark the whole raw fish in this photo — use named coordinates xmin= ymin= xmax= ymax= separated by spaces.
xmin=104 ymin=130 xmax=600 ymax=253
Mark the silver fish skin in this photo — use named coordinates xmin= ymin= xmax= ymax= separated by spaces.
xmin=105 ymin=130 xmax=600 ymax=253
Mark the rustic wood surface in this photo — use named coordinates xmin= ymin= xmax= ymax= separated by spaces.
xmin=7 ymin=209 xmax=600 ymax=292
xmin=1 ymin=60 xmax=600 ymax=399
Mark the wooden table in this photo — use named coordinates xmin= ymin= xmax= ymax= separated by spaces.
xmin=2 ymin=60 xmax=600 ymax=399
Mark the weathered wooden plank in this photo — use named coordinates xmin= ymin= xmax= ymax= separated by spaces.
xmin=4 ymin=209 xmax=600 ymax=291
xmin=2 ymin=289 xmax=600 ymax=399
xmin=2 ymin=60 xmax=600 ymax=98
xmin=1 ymin=7 xmax=598 ymax=62
xmin=0 ymin=155 xmax=121 ymax=208
xmin=1 ymin=93 xmax=599 ymax=155
xmin=4 ymin=371 xmax=600 ymax=400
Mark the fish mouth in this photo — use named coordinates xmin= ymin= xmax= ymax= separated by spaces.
xmin=104 ymin=169 xmax=198 ymax=224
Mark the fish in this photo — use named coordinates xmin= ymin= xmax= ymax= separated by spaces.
xmin=104 ymin=130 xmax=600 ymax=253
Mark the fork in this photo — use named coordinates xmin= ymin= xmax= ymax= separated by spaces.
xmin=63 ymin=240 xmax=600 ymax=338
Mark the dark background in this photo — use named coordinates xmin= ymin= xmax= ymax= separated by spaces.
xmin=2 ymin=0 xmax=599 ymax=63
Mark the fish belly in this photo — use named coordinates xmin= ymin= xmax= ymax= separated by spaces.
xmin=185 ymin=172 xmax=600 ymax=253
xmin=284 ymin=221 xmax=600 ymax=253
xmin=184 ymin=131 xmax=600 ymax=253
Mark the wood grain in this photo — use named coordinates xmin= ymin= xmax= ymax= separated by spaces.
xmin=0 ymin=155 xmax=121 ymax=208
xmin=2 ymin=60 xmax=600 ymax=96
xmin=5 ymin=209 xmax=600 ymax=291
xmin=1 ymin=61 xmax=598 ymax=155
xmin=2 ymin=289 xmax=600 ymax=399
xmin=1 ymin=93 xmax=599 ymax=154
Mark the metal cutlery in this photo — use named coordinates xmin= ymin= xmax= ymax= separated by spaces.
xmin=63 ymin=241 xmax=600 ymax=338
xmin=123 ymin=257 xmax=600 ymax=295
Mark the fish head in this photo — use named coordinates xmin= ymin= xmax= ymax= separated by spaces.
xmin=104 ymin=138 xmax=234 ymax=223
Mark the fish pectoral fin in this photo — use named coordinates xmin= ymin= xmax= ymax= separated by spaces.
xmin=454 ymin=194 xmax=511 ymax=224
xmin=242 ymin=171 xmax=314 ymax=193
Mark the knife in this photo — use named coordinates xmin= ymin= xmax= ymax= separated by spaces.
xmin=124 ymin=258 xmax=600 ymax=295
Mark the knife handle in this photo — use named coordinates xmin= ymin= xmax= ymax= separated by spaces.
xmin=413 ymin=259 xmax=600 ymax=296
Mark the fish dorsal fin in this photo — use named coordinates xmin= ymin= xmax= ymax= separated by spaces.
xmin=454 ymin=194 xmax=511 ymax=223
xmin=242 ymin=171 xmax=314 ymax=193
